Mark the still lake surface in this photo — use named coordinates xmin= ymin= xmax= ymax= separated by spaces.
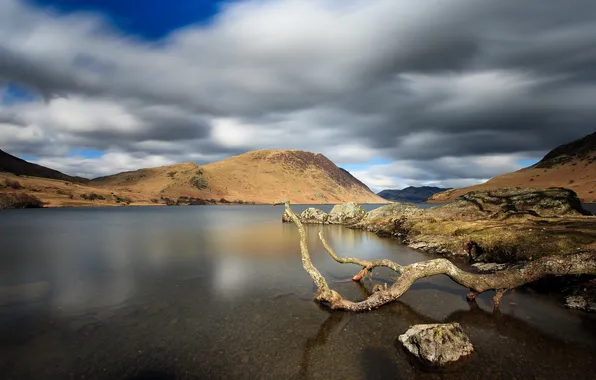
xmin=1 ymin=205 xmax=595 ymax=380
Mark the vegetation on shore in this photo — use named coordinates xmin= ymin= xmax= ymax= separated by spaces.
xmin=287 ymin=188 xmax=595 ymax=263
xmin=0 ymin=192 xmax=44 ymax=209
xmin=279 ymin=197 xmax=596 ymax=312
xmin=355 ymin=188 xmax=595 ymax=263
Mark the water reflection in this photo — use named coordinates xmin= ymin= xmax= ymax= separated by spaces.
xmin=0 ymin=206 xmax=595 ymax=379
xmin=299 ymin=290 xmax=596 ymax=380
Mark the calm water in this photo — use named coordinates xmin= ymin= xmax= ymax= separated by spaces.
xmin=0 ymin=205 xmax=595 ymax=380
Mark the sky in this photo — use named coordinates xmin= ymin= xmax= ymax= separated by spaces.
xmin=1 ymin=0 xmax=595 ymax=191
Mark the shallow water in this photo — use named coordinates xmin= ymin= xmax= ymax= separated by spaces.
xmin=584 ymin=203 xmax=596 ymax=214
xmin=0 ymin=205 xmax=595 ymax=380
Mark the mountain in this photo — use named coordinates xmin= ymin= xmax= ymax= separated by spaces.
xmin=90 ymin=149 xmax=385 ymax=204
xmin=377 ymin=186 xmax=451 ymax=203
xmin=428 ymin=131 xmax=596 ymax=203
xmin=0 ymin=149 xmax=87 ymax=183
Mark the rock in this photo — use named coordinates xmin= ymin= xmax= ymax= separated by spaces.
xmin=282 ymin=210 xmax=292 ymax=223
xmin=407 ymin=241 xmax=452 ymax=256
xmin=327 ymin=202 xmax=367 ymax=225
xmin=299 ymin=207 xmax=328 ymax=224
xmin=398 ymin=323 xmax=474 ymax=368
xmin=282 ymin=208 xmax=329 ymax=224
xmin=565 ymin=295 xmax=596 ymax=312
xmin=351 ymin=203 xmax=421 ymax=236
xmin=429 ymin=187 xmax=591 ymax=220
xmin=363 ymin=202 xmax=423 ymax=219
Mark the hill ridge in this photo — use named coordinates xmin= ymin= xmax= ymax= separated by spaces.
xmin=0 ymin=149 xmax=88 ymax=183
xmin=428 ymin=132 xmax=596 ymax=203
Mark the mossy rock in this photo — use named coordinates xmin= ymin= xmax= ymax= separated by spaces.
xmin=429 ymin=187 xmax=591 ymax=219
xmin=328 ymin=202 xmax=367 ymax=225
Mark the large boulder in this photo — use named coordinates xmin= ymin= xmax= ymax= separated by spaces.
xmin=429 ymin=187 xmax=591 ymax=220
xmin=327 ymin=202 xmax=367 ymax=225
xmin=363 ymin=202 xmax=423 ymax=219
xmin=299 ymin=207 xmax=329 ymax=224
xmin=398 ymin=323 xmax=474 ymax=368
xmin=282 ymin=207 xmax=329 ymax=224
xmin=353 ymin=202 xmax=423 ymax=236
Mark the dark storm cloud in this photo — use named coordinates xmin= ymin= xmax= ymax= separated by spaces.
xmin=0 ymin=0 xmax=595 ymax=182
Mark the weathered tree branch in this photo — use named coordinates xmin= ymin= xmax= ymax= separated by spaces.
xmin=279 ymin=201 xmax=596 ymax=311
xmin=318 ymin=231 xmax=401 ymax=280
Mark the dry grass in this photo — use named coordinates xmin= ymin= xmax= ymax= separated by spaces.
xmin=90 ymin=149 xmax=386 ymax=204
xmin=408 ymin=217 xmax=596 ymax=262
xmin=0 ymin=192 xmax=44 ymax=209
xmin=354 ymin=190 xmax=596 ymax=262
xmin=0 ymin=172 xmax=157 ymax=208
xmin=429 ymin=154 xmax=596 ymax=203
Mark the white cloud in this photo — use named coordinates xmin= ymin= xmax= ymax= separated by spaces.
xmin=1 ymin=0 xmax=595 ymax=188
xmin=34 ymin=152 xmax=175 ymax=178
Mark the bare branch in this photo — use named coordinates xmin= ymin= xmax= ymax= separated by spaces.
xmin=318 ymin=231 xmax=402 ymax=277
xmin=281 ymin=201 xmax=343 ymax=303
xmin=283 ymin=201 xmax=596 ymax=311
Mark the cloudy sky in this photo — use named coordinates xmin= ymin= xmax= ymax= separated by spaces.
xmin=1 ymin=0 xmax=595 ymax=191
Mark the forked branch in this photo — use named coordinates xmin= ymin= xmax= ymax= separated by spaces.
xmin=278 ymin=201 xmax=596 ymax=311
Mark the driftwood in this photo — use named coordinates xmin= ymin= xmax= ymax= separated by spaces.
xmin=278 ymin=201 xmax=596 ymax=311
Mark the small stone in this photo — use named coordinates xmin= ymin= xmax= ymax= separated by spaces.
xmin=398 ymin=323 xmax=474 ymax=368
xmin=565 ymin=295 xmax=596 ymax=312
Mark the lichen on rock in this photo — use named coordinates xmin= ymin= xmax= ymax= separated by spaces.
xmin=430 ymin=187 xmax=591 ymax=220
xmin=299 ymin=207 xmax=329 ymax=224
xmin=282 ymin=207 xmax=329 ymax=224
xmin=398 ymin=323 xmax=474 ymax=368
xmin=327 ymin=202 xmax=366 ymax=225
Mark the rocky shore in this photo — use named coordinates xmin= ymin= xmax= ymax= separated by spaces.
xmin=283 ymin=188 xmax=596 ymax=311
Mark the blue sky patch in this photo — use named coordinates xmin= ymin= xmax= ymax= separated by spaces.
xmin=29 ymin=0 xmax=226 ymax=39
xmin=342 ymin=157 xmax=392 ymax=172
xmin=68 ymin=148 xmax=105 ymax=159
xmin=517 ymin=158 xmax=539 ymax=168
xmin=1 ymin=83 xmax=40 ymax=105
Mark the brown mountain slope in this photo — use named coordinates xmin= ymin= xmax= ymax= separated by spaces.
xmin=91 ymin=149 xmax=386 ymax=204
xmin=428 ymin=131 xmax=596 ymax=203
xmin=0 ymin=171 xmax=158 ymax=208
xmin=0 ymin=149 xmax=87 ymax=183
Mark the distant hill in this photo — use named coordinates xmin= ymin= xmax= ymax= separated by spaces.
xmin=0 ymin=149 xmax=87 ymax=183
xmin=377 ymin=186 xmax=450 ymax=203
xmin=428 ymin=131 xmax=596 ymax=203
xmin=91 ymin=149 xmax=386 ymax=204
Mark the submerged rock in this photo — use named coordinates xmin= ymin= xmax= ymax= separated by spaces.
xmin=327 ymin=202 xmax=366 ymax=225
xmin=398 ymin=323 xmax=474 ymax=368
xmin=566 ymin=294 xmax=596 ymax=312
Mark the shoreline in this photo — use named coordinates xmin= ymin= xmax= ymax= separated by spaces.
xmin=282 ymin=189 xmax=596 ymax=311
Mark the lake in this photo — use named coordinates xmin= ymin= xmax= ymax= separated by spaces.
xmin=1 ymin=205 xmax=595 ymax=379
